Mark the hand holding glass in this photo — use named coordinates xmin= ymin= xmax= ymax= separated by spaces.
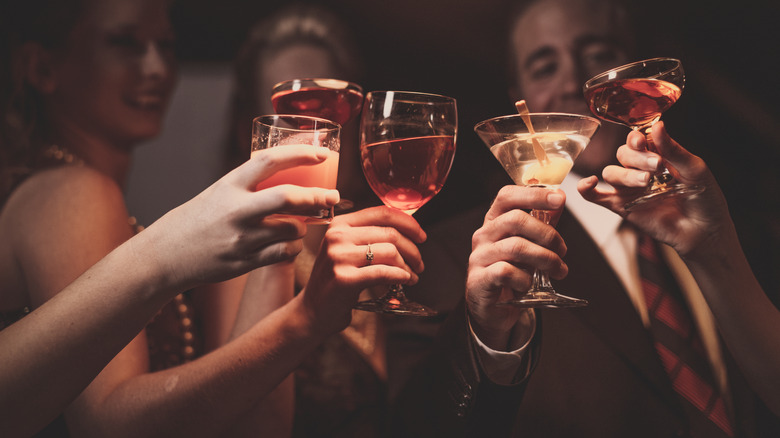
xmin=474 ymin=113 xmax=600 ymax=308
xmin=252 ymin=114 xmax=341 ymax=223
xmin=583 ymin=57 xmax=704 ymax=210
xmin=356 ymin=91 xmax=457 ymax=316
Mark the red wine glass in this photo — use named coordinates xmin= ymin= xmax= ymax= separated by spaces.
xmin=356 ymin=91 xmax=457 ymax=316
xmin=271 ymin=78 xmax=363 ymax=126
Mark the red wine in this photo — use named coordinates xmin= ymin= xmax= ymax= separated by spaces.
xmin=272 ymin=87 xmax=363 ymax=126
xmin=361 ymin=135 xmax=455 ymax=214
xmin=585 ymin=78 xmax=681 ymax=129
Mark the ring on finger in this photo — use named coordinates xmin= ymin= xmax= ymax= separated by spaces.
xmin=365 ymin=243 xmax=374 ymax=266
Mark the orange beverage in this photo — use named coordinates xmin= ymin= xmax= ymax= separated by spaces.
xmin=251 ymin=115 xmax=341 ymax=223
xmin=253 ymin=148 xmax=340 ymax=191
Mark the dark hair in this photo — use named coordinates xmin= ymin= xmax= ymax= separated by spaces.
xmin=504 ymin=0 xmax=637 ymax=93
xmin=225 ymin=2 xmax=363 ymax=169
xmin=0 ymin=0 xmax=85 ymax=197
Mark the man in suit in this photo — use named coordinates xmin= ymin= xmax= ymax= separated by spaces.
xmin=395 ymin=0 xmax=779 ymax=436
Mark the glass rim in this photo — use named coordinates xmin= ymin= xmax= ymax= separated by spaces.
xmin=366 ymin=90 xmax=457 ymax=104
xmin=271 ymin=78 xmax=363 ymax=94
xmin=583 ymin=57 xmax=682 ymax=89
xmin=253 ymin=114 xmax=342 ymax=132
xmin=474 ymin=112 xmax=601 ymax=132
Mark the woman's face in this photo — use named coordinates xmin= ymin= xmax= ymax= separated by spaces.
xmin=46 ymin=0 xmax=177 ymax=147
xmin=257 ymin=43 xmax=339 ymax=115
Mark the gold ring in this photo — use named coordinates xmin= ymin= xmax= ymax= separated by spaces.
xmin=365 ymin=243 xmax=374 ymax=265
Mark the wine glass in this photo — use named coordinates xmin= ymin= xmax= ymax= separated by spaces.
xmin=272 ymin=78 xmax=363 ymax=212
xmin=271 ymin=78 xmax=364 ymax=126
xmin=252 ymin=114 xmax=341 ymax=223
xmin=583 ymin=57 xmax=704 ymax=210
xmin=355 ymin=91 xmax=457 ymax=316
xmin=474 ymin=113 xmax=600 ymax=308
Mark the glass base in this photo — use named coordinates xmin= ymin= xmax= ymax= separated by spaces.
xmin=354 ymin=289 xmax=438 ymax=317
xmin=624 ymin=182 xmax=705 ymax=211
xmin=497 ymin=290 xmax=589 ymax=308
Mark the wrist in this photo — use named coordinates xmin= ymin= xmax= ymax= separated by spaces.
xmin=286 ymin=293 xmax=341 ymax=343
xmin=467 ymin=305 xmax=517 ymax=351
xmin=682 ymin=220 xmax=740 ymax=266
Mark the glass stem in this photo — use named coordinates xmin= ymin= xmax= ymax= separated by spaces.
xmin=531 ymin=268 xmax=555 ymax=292
xmin=387 ymin=284 xmax=406 ymax=300
xmin=530 ymin=209 xmax=556 ymax=293
xmin=640 ymin=125 xmax=673 ymax=188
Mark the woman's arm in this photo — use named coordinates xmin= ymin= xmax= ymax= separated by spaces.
xmin=65 ymin=206 xmax=424 ymax=438
xmin=0 ymin=146 xmax=339 ymax=437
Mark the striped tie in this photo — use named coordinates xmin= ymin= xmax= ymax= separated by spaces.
xmin=637 ymin=233 xmax=734 ymax=437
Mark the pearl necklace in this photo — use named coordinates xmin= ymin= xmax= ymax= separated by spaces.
xmin=42 ymin=144 xmax=197 ymax=366
xmin=41 ymin=144 xmax=85 ymax=166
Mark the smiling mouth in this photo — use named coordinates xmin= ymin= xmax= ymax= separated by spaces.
xmin=126 ymin=95 xmax=166 ymax=110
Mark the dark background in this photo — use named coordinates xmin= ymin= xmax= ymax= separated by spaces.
xmin=169 ymin=0 xmax=779 ymax=290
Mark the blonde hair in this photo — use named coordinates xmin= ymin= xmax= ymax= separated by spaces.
xmin=225 ymin=3 xmax=362 ymax=169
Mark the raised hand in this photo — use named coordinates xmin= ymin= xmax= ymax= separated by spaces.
xmin=578 ymin=121 xmax=732 ymax=257
xmin=300 ymin=206 xmax=427 ymax=333
xmin=466 ymin=186 xmax=567 ymax=349
xmin=136 ymin=145 xmax=341 ymax=290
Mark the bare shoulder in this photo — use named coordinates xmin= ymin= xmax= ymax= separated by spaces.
xmin=1 ymin=166 xmax=135 ymax=303
xmin=4 ymin=165 xmax=128 ymax=231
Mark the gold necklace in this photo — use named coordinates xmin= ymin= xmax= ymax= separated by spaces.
xmin=42 ymin=144 xmax=195 ymax=364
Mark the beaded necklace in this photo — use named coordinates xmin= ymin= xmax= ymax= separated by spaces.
xmin=42 ymin=144 xmax=197 ymax=367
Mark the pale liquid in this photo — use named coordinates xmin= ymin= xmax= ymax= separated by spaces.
xmin=489 ymin=132 xmax=588 ymax=187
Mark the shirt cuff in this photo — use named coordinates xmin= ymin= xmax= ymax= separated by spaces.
xmin=468 ymin=309 xmax=536 ymax=385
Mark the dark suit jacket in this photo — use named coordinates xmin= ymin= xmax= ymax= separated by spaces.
xmin=388 ymin=205 xmax=541 ymax=438
xmin=398 ymin=204 xmax=779 ymax=438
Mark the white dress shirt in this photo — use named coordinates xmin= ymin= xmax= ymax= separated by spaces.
xmin=473 ymin=173 xmax=728 ymax=393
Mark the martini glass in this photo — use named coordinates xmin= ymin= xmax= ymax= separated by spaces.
xmin=583 ymin=58 xmax=704 ymax=210
xmin=355 ymin=91 xmax=457 ymax=316
xmin=474 ymin=113 xmax=600 ymax=308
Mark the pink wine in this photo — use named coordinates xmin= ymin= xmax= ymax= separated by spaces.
xmin=361 ymin=135 xmax=455 ymax=214
xmin=585 ymin=78 xmax=681 ymax=129
xmin=272 ymin=87 xmax=363 ymax=126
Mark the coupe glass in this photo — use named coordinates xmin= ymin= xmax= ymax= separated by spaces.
xmin=356 ymin=91 xmax=457 ymax=316
xmin=474 ymin=113 xmax=600 ymax=308
xmin=583 ymin=58 xmax=704 ymax=210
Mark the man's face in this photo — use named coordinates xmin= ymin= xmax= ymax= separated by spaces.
xmin=510 ymin=0 xmax=631 ymax=174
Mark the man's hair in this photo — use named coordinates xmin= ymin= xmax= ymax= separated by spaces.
xmin=504 ymin=0 xmax=637 ymax=90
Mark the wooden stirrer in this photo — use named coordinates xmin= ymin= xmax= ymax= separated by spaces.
xmin=515 ymin=100 xmax=549 ymax=165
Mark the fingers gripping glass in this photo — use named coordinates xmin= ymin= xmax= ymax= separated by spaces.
xmin=474 ymin=113 xmax=600 ymax=308
xmin=251 ymin=114 xmax=341 ymax=223
xmin=583 ymin=58 xmax=704 ymax=210
xmin=355 ymin=91 xmax=457 ymax=316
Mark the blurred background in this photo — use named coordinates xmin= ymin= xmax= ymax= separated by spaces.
xmin=126 ymin=0 xmax=779 ymax=288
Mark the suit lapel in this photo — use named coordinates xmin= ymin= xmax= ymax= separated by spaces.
xmin=554 ymin=210 xmax=681 ymax=409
